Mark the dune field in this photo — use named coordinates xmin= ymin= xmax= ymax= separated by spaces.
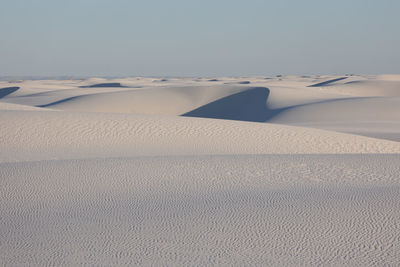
xmin=1 ymin=75 xmax=400 ymax=265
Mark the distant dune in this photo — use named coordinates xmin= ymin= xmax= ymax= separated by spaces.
xmin=307 ymin=77 xmax=348 ymax=87
xmin=79 ymin=82 xmax=127 ymax=88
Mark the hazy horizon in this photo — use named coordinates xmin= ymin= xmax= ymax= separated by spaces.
xmin=1 ymin=0 xmax=399 ymax=77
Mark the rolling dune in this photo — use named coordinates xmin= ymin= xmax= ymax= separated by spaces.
xmin=1 ymin=109 xmax=400 ymax=163
xmin=269 ymin=97 xmax=400 ymax=141
xmin=38 ymin=85 xmax=257 ymax=115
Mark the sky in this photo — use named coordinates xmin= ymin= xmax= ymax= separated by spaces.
xmin=1 ymin=0 xmax=400 ymax=77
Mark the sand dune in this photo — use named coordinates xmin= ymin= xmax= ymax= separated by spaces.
xmin=183 ymin=87 xmax=271 ymax=121
xmin=38 ymin=85 xmax=262 ymax=115
xmin=2 ymin=109 xmax=400 ymax=163
xmin=79 ymin=82 xmax=127 ymax=88
xmin=269 ymin=97 xmax=400 ymax=141
xmin=0 ymin=75 xmax=399 ymax=265
xmin=306 ymin=76 xmax=400 ymax=97
xmin=0 ymin=102 xmax=49 ymax=111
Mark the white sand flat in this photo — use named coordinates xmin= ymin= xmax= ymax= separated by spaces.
xmin=1 ymin=155 xmax=400 ymax=265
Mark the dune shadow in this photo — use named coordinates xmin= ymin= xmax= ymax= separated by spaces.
xmin=224 ymin=81 xmax=251 ymax=85
xmin=344 ymin=81 xmax=362 ymax=85
xmin=0 ymin=87 xmax=19 ymax=98
xmin=308 ymin=77 xmax=347 ymax=87
xmin=80 ymin=83 xmax=127 ymax=88
xmin=38 ymin=96 xmax=82 ymax=108
xmin=153 ymin=79 xmax=169 ymax=83
xmin=182 ymin=87 xmax=275 ymax=122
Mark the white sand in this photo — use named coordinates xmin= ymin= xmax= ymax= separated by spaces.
xmin=1 ymin=75 xmax=399 ymax=265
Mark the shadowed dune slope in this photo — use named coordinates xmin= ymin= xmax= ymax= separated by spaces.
xmin=0 ymin=87 xmax=19 ymax=98
xmin=183 ymin=87 xmax=272 ymax=122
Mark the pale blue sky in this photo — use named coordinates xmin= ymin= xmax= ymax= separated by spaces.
xmin=1 ymin=0 xmax=399 ymax=77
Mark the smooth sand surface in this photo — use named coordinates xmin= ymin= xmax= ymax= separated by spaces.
xmin=1 ymin=75 xmax=399 ymax=265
